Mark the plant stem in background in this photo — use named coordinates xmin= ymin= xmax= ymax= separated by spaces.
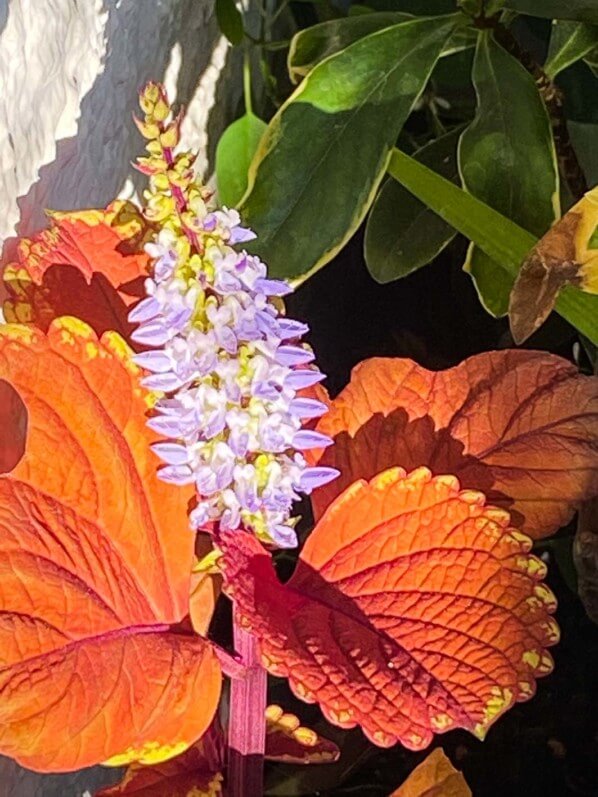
xmin=227 ymin=609 xmax=268 ymax=797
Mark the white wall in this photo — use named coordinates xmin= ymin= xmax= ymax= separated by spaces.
xmin=0 ymin=1 xmax=241 ymax=791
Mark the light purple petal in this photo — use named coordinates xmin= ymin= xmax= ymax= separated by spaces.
xmin=254 ymin=278 xmax=292 ymax=296
xmin=151 ymin=442 xmax=190 ymax=465
xmin=128 ymin=296 xmax=160 ymax=323
xmin=147 ymin=415 xmax=193 ymax=437
xmin=277 ymin=318 xmax=309 ymax=340
xmin=285 ymin=369 xmax=325 ymax=390
xmin=131 ymin=320 xmax=171 ymax=346
xmin=133 ymin=350 xmax=173 ymax=373
xmin=300 ymin=467 xmax=340 ymax=493
xmin=229 ymin=226 xmax=257 ymax=244
xmin=253 ymin=381 xmax=280 ymax=401
xmin=292 ymin=430 xmax=333 ymax=450
xmin=276 ymin=345 xmax=315 ymax=367
xmin=158 ymin=464 xmax=196 ymax=485
xmin=141 ymin=372 xmax=186 ymax=392
xmin=288 ymin=398 xmax=328 ymax=419
xmin=202 ymin=213 xmax=217 ymax=231
xmin=270 ymin=524 xmax=298 ymax=549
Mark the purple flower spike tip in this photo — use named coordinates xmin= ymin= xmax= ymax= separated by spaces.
xmin=131 ymin=320 xmax=171 ymax=346
xmin=133 ymin=350 xmax=173 ymax=373
xmin=285 ymin=369 xmax=326 ymax=390
xmin=229 ymin=226 xmax=257 ymax=244
xmin=275 ymin=345 xmax=315 ymax=367
xmin=140 ymin=371 xmax=185 ymax=392
xmin=157 ymin=464 xmax=196 ymax=486
xmin=128 ymin=296 xmax=160 ymax=324
xmin=151 ymin=442 xmax=190 ymax=465
xmin=277 ymin=318 xmax=309 ymax=340
xmin=299 ymin=467 xmax=340 ymax=493
xmin=288 ymin=398 xmax=329 ymax=419
xmin=292 ymin=430 xmax=334 ymax=450
xmin=255 ymin=278 xmax=292 ymax=297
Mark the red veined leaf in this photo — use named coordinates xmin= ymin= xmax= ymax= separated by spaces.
xmin=388 ymin=747 xmax=471 ymax=797
xmin=265 ymin=704 xmax=340 ymax=764
xmin=0 ymin=318 xmax=221 ymax=772
xmin=2 ymin=202 xmax=151 ymax=344
xmin=218 ymin=467 xmax=558 ymax=750
xmin=309 ymin=351 xmax=598 ymax=539
xmin=95 ymin=718 xmax=224 ymax=796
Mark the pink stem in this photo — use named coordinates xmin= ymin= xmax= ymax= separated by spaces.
xmin=162 ymin=145 xmax=203 ymax=253
xmin=227 ymin=608 xmax=267 ymax=797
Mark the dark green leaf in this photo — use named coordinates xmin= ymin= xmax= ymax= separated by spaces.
xmin=216 ymin=113 xmax=268 ymax=207
xmin=241 ymin=14 xmax=460 ymax=283
xmin=545 ymin=20 xmax=598 ymax=77
xmin=288 ymin=13 xmax=476 ymax=84
xmin=216 ymin=0 xmax=244 ymax=45
xmin=364 ymin=128 xmax=461 ymax=283
xmin=459 ymin=32 xmax=559 ymax=316
xmin=569 ymin=120 xmax=598 ymax=184
xmin=288 ymin=13 xmax=412 ymax=84
xmin=387 ymin=147 xmax=598 ymax=343
xmin=506 ymin=0 xmax=598 ymax=24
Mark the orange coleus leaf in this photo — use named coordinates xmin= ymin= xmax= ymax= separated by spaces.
xmin=2 ymin=202 xmax=151 ymax=343
xmin=95 ymin=719 xmax=224 ymax=797
xmin=0 ymin=318 xmax=221 ymax=772
xmin=218 ymin=467 xmax=558 ymax=750
xmin=310 ymin=351 xmax=598 ymax=539
xmin=265 ymin=704 xmax=340 ymax=764
xmin=96 ymin=705 xmax=337 ymax=795
xmin=389 ymin=747 xmax=471 ymax=797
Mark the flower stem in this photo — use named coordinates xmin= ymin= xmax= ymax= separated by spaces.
xmin=227 ymin=608 xmax=267 ymax=797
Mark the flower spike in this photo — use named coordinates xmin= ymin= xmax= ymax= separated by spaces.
xmin=129 ymin=83 xmax=338 ymax=548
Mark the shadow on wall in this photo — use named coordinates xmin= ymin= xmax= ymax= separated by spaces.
xmin=1 ymin=0 xmax=242 ymax=259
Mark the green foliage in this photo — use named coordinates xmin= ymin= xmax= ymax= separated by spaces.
xmin=506 ymin=0 xmax=598 ymax=24
xmin=215 ymin=0 xmax=244 ymax=45
xmin=545 ymin=21 xmax=598 ymax=78
xmin=387 ymin=148 xmax=598 ymax=343
xmin=240 ymin=14 xmax=460 ymax=282
xmin=216 ymin=113 xmax=267 ymax=207
xmin=459 ymin=33 xmax=559 ymax=316
xmin=364 ymin=128 xmax=460 ymax=283
xmin=215 ymin=0 xmax=598 ymax=343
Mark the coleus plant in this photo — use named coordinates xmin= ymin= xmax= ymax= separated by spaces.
xmin=0 ymin=83 xmax=596 ymax=797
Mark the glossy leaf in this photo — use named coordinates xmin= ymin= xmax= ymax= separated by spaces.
xmin=219 ymin=467 xmax=558 ymax=749
xmin=288 ymin=13 xmax=413 ymax=84
xmin=569 ymin=120 xmax=598 ymax=184
xmin=215 ymin=0 xmax=244 ymax=45
xmin=364 ymin=128 xmax=460 ymax=283
xmin=459 ymin=33 xmax=559 ymax=316
xmin=386 ymin=148 xmax=598 ymax=343
xmin=240 ymin=14 xmax=460 ymax=283
xmin=506 ymin=0 xmax=598 ymax=24
xmin=389 ymin=747 xmax=471 ymax=797
xmin=2 ymin=202 xmax=151 ymax=344
xmin=509 ymin=185 xmax=598 ymax=343
xmin=545 ymin=20 xmax=598 ymax=78
xmin=0 ymin=319 xmax=221 ymax=772
xmin=215 ymin=113 xmax=267 ymax=207
xmin=310 ymin=351 xmax=598 ymax=539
